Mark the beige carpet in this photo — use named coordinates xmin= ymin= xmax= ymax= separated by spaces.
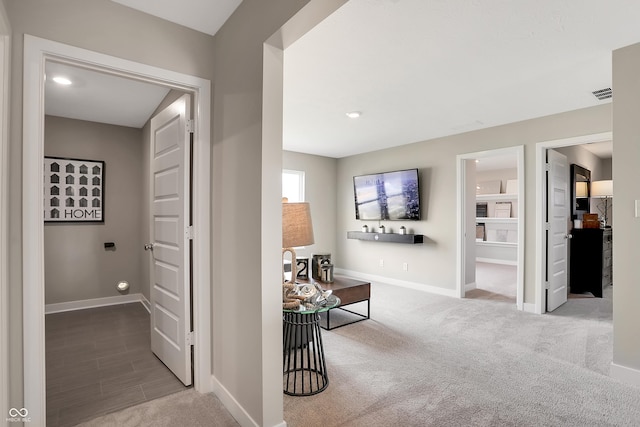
xmin=76 ymin=389 xmax=239 ymax=427
xmin=80 ymin=280 xmax=636 ymax=427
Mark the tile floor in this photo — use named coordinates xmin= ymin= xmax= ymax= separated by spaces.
xmin=45 ymin=303 xmax=187 ymax=427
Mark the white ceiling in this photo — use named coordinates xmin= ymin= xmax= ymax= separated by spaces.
xmin=47 ymin=0 xmax=631 ymax=160
xmin=110 ymin=0 xmax=242 ymax=36
xmin=45 ymin=62 xmax=170 ymax=128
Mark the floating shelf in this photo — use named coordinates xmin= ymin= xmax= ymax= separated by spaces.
xmin=347 ymin=231 xmax=424 ymax=244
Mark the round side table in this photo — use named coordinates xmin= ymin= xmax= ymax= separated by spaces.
xmin=282 ymin=295 xmax=340 ymax=396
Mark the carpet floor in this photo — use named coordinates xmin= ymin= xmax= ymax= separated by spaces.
xmin=81 ymin=279 xmax=635 ymax=427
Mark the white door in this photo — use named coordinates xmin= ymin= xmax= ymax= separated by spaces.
xmin=546 ymin=149 xmax=569 ymax=311
xmin=148 ymin=94 xmax=193 ymax=385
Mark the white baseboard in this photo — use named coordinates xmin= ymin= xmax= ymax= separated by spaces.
xmin=522 ymin=302 xmax=537 ymax=313
xmin=211 ymin=376 xmax=261 ymax=427
xmin=45 ymin=293 xmax=145 ymax=314
xmin=335 ymin=268 xmax=458 ymax=298
xmin=465 ymin=282 xmax=477 ymax=292
xmin=610 ymin=362 xmax=640 ymax=388
xmin=140 ymin=294 xmax=151 ymax=313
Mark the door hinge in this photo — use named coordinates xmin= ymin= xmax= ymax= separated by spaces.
xmin=545 ymin=222 xmax=551 ymax=231
xmin=545 ymin=281 xmax=550 ymax=290
xmin=186 ymin=119 xmax=194 ymax=133
xmin=186 ymin=331 xmax=195 ymax=346
xmin=186 ymin=225 xmax=194 ymax=240
xmin=545 ymin=162 xmax=551 ymax=172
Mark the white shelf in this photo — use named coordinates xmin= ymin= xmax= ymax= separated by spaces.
xmin=476 ymin=217 xmax=517 ymax=223
xmin=476 ymin=241 xmax=517 ymax=247
xmin=476 ymin=193 xmax=518 ymax=201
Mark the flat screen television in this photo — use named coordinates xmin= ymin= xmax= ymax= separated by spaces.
xmin=353 ymin=168 xmax=420 ymax=220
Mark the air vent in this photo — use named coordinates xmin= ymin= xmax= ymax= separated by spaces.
xmin=592 ymin=88 xmax=612 ymax=100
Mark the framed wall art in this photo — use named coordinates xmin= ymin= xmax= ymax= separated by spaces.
xmin=44 ymin=156 xmax=105 ymax=223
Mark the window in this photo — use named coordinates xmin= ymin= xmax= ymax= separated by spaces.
xmin=282 ymin=169 xmax=305 ymax=202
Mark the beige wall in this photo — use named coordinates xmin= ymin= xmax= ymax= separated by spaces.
xmin=282 ymin=150 xmax=337 ymax=259
xmin=612 ymin=42 xmax=640 ymax=378
xmin=44 ymin=116 xmax=143 ymax=304
xmin=336 ymin=104 xmax=612 ymax=304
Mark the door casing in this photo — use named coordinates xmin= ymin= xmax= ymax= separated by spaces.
xmin=456 ymin=145 xmax=525 ymax=309
xmin=534 ymin=132 xmax=612 ymax=313
xmin=22 ymin=35 xmax=212 ymax=423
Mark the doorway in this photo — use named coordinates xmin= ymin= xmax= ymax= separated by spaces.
xmin=22 ymin=35 xmax=212 ymax=422
xmin=534 ymin=132 xmax=612 ymax=313
xmin=456 ymin=146 xmax=525 ymax=309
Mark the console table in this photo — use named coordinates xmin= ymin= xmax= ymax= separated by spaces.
xmin=283 ymin=295 xmax=340 ymax=396
xmin=569 ymin=228 xmax=612 ymax=297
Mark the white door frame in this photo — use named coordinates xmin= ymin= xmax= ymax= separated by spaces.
xmin=534 ymin=132 xmax=612 ymax=314
xmin=22 ymin=35 xmax=212 ymax=423
xmin=0 ymin=2 xmax=11 ymax=422
xmin=456 ymin=145 xmax=525 ymax=309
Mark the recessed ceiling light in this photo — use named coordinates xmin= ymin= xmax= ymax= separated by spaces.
xmin=52 ymin=76 xmax=72 ymax=85
xmin=346 ymin=111 xmax=361 ymax=119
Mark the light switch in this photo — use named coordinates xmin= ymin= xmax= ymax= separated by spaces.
xmin=636 ymin=200 xmax=640 ymax=218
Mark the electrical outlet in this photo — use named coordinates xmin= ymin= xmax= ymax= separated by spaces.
xmin=379 ymin=259 xmax=384 ymax=267
xmin=403 ymin=262 xmax=408 ymax=271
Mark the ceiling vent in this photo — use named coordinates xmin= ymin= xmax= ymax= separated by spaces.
xmin=592 ymin=88 xmax=612 ymax=100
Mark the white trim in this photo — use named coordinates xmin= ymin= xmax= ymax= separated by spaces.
xmin=534 ymin=132 xmax=612 ymax=314
xmin=522 ymin=302 xmax=537 ymax=313
xmin=335 ymin=268 xmax=459 ymax=298
xmin=610 ymin=363 xmax=640 ymax=388
xmin=465 ymin=282 xmax=477 ymax=292
xmin=45 ymin=294 xmax=145 ymax=314
xmin=23 ymin=35 xmax=212 ymax=425
xmin=0 ymin=2 xmax=10 ymax=424
xmin=211 ymin=376 xmax=260 ymax=427
xmin=140 ymin=293 xmax=151 ymax=313
xmin=456 ymin=146 xmax=525 ymax=309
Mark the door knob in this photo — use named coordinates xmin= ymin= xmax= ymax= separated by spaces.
xmin=144 ymin=243 xmax=154 ymax=251
xmin=565 ymin=234 xmax=572 ymax=239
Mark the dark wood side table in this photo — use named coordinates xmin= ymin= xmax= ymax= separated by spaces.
xmin=569 ymin=228 xmax=612 ymax=297
xmin=297 ymin=275 xmax=371 ymax=330
xmin=282 ymin=295 xmax=340 ymax=396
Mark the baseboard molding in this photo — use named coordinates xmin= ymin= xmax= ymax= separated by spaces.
xmin=140 ymin=294 xmax=151 ymax=313
xmin=522 ymin=302 xmax=537 ymax=313
xmin=45 ymin=293 xmax=144 ymax=314
xmin=610 ymin=362 xmax=640 ymax=388
xmin=211 ymin=376 xmax=261 ymax=427
xmin=335 ymin=268 xmax=458 ymax=298
xmin=464 ymin=282 xmax=477 ymax=292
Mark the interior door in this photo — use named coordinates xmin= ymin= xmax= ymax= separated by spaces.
xmin=546 ymin=149 xmax=569 ymax=311
xmin=148 ymin=94 xmax=193 ymax=385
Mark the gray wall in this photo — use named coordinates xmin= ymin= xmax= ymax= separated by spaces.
xmin=44 ymin=116 xmax=143 ymax=304
xmin=335 ymin=104 xmax=612 ymax=304
xmin=612 ymin=42 xmax=640 ymax=379
xmin=282 ymin=150 xmax=337 ymax=260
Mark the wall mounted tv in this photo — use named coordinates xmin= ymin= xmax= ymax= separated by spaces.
xmin=353 ymin=168 xmax=421 ymax=221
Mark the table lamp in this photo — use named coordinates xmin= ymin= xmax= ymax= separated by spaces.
xmin=282 ymin=201 xmax=314 ymax=284
xmin=590 ymin=179 xmax=613 ymax=227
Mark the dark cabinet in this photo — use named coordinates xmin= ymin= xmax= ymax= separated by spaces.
xmin=569 ymin=228 xmax=612 ymax=297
